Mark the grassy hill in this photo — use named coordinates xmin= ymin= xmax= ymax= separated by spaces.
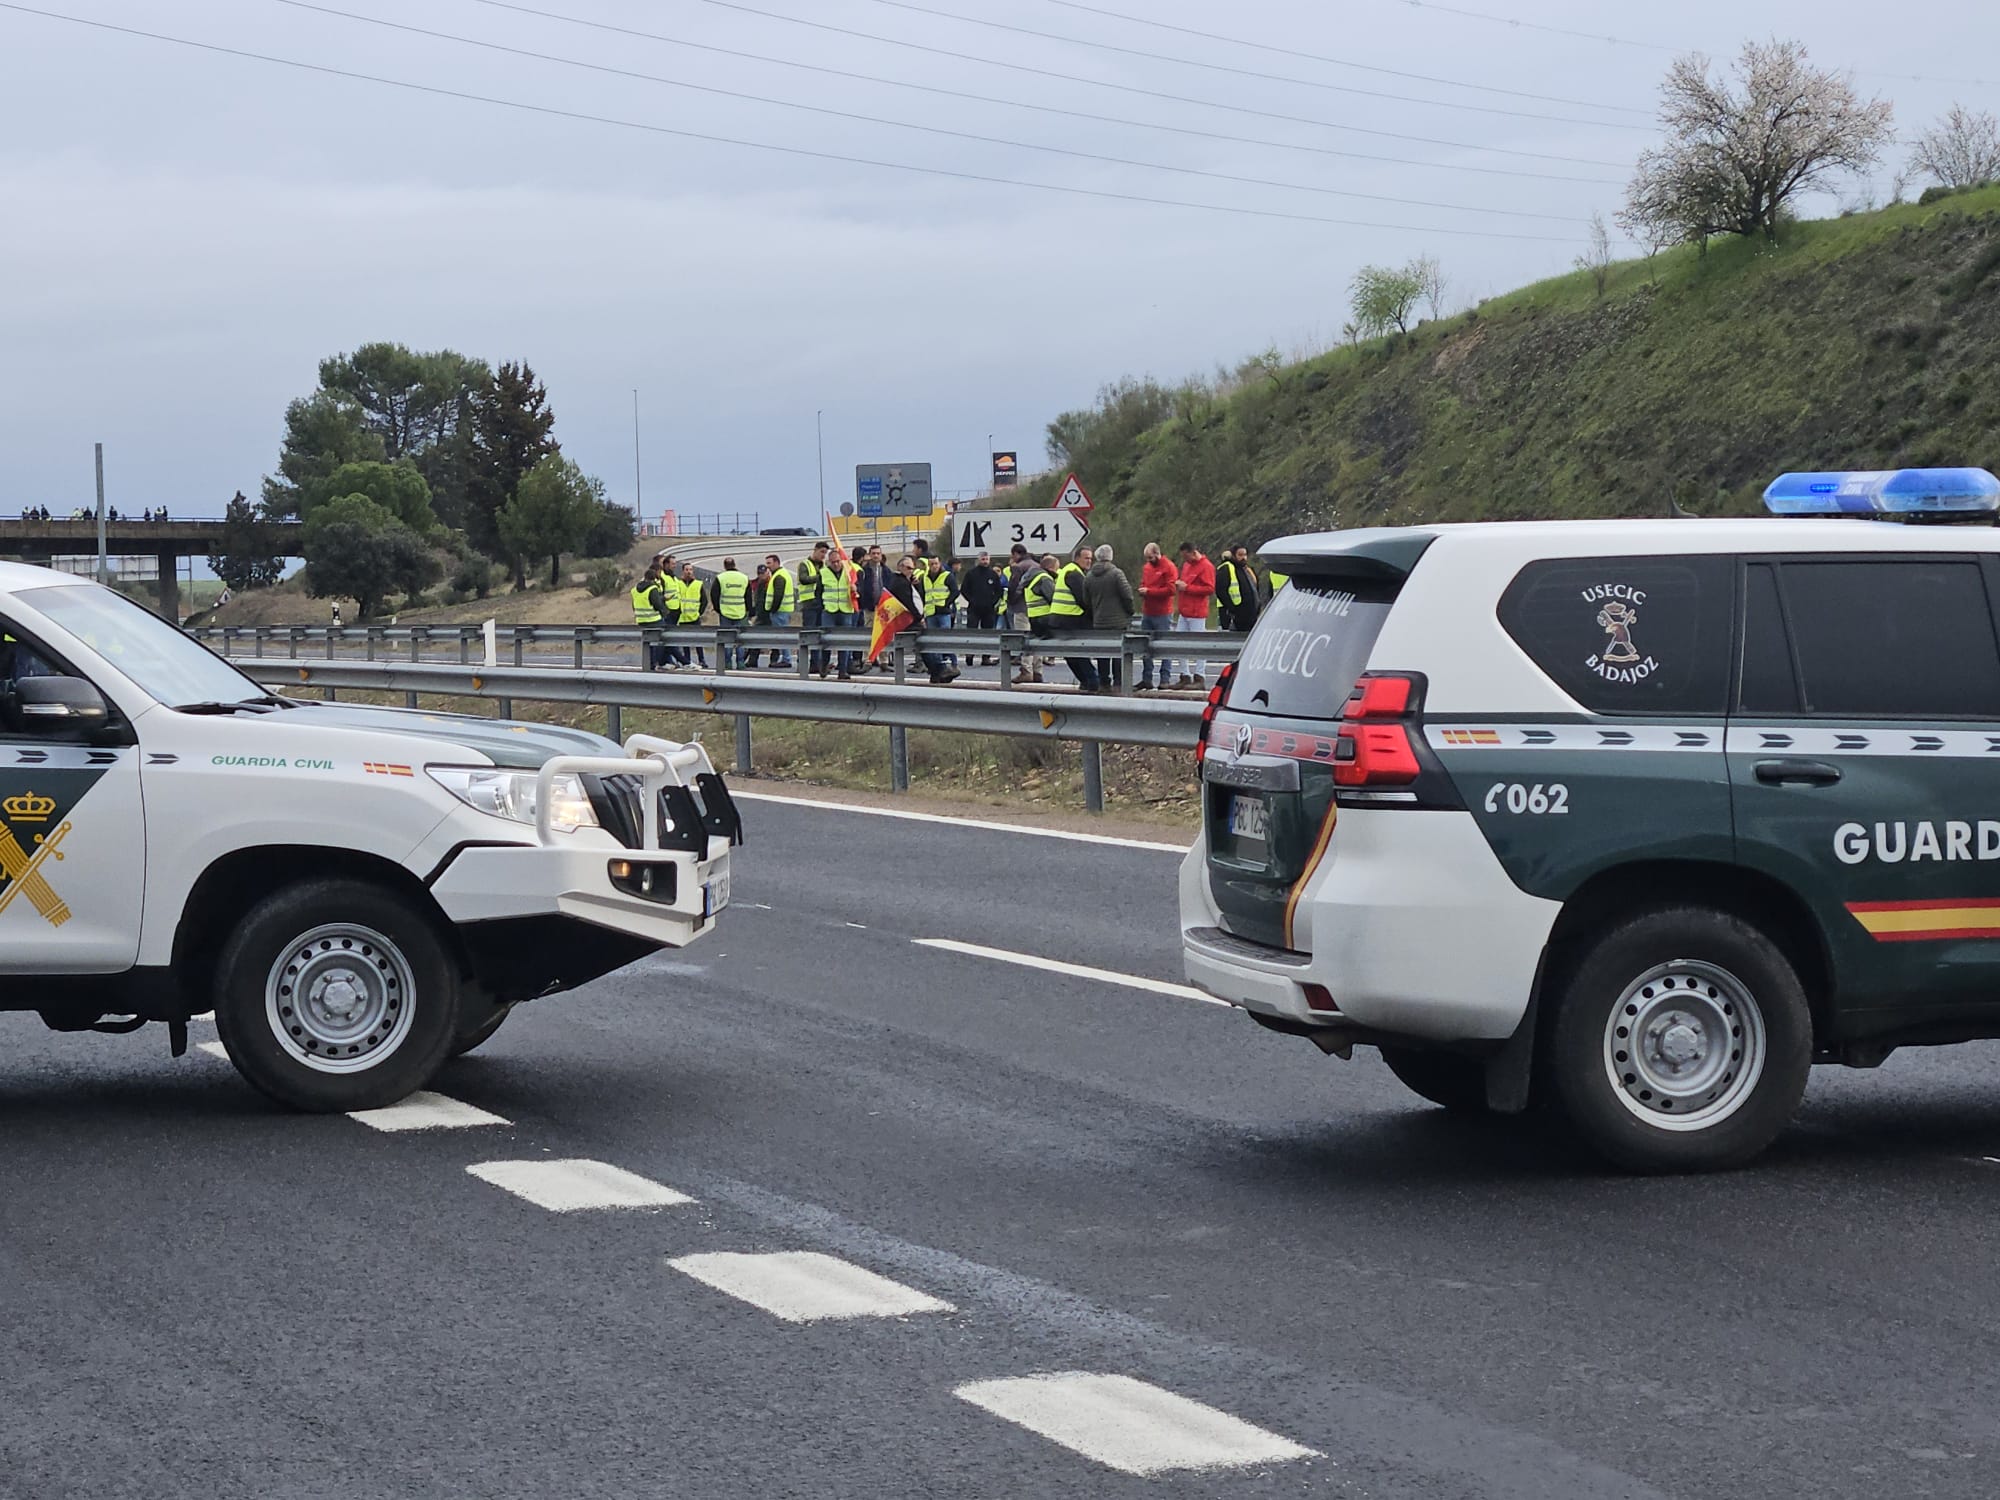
xmin=1021 ymin=186 xmax=2000 ymax=557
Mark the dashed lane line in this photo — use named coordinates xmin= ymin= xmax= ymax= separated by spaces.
xmin=733 ymin=789 xmax=1191 ymax=854
xmin=955 ymin=1373 xmax=1317 ymax=1477
xmin=348 ymin=1091 xmax=509 ymax=1132
xmin=667 ymin=1250 xmax=955 ymax=1323
xmin=195 ymin=1040 xmax=229 ymax=1060
xmin=467 ymin=1159 xmax=694 ymax=1212
xmin=912 ymin=938 xmax=1231 ymax=1007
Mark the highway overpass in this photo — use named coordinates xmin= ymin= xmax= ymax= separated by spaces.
xmin=0 ymin=516 xmax=303 ymax=615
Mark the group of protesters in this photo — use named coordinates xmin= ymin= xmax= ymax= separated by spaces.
xmin=628 ymin=537 xmax=1282 ymax=692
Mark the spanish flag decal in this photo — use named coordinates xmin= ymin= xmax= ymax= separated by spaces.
xmin=1845 ymin=898 xmax=2000 ymax=942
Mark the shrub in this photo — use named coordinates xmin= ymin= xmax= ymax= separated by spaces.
xmin=585 ymin=563 xmax=624 ymax=598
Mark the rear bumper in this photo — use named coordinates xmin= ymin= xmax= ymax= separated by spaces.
xmin=430 ymin=836 xmax=731 ymax=950
xmin=1178 ymin=808 xmax=1559 ymax=1042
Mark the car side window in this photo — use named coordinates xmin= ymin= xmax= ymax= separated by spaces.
xmin=0 ymin=615 xmax=96 ymax=742
xmin=1776 ymin=558 xmax=2000 ymax=718
xmin=1497 ymin=556 xmax=1733 ymax=715
xmin=1737 ymin=563 xmax=1800 ymax=714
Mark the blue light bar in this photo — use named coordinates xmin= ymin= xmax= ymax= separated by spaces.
xmin=1763 ymin=467 xmax=2000 ymax=517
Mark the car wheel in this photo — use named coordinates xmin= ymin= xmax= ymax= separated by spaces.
xmin=452 ymin=999 xmax=516 ymax=1058
xmin=1548 ymin=906 xmax=1811 ymax=1172
xmin=1379 ymin=1047 xmax=1489 ymax=1112
xmin=212 ymin=878 xmax=461 ymax=1112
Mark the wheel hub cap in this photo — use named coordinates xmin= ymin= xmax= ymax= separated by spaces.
xmin=1602 ymin=960 xmax=1767 ymax=1132
xmin=265 ymin=923 xmax=417 ymax=1075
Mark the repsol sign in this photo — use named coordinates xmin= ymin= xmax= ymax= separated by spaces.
xmin=1834 ymin=821 xmax=2000 ymax=864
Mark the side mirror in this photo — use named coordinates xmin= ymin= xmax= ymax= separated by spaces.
xmin=12 ymin=675 xmax=110 ymax=729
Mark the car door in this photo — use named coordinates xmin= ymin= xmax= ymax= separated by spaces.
xmin=0 ymin=616 xmax=145 ymax=973
xmin=1728 ymin=553 xmax=2000 ymax=1019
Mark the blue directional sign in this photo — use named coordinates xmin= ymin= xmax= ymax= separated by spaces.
xmin=855 ymin=463 xmax=931 ymax=518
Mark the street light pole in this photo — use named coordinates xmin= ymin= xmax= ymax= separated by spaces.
xmin=632 ymin=389 xmax=643 ymax=528
xmin=815 ymin=409 xmax=826 ymax=525
xmin=93 ymin=442 xmax=107 ymax=583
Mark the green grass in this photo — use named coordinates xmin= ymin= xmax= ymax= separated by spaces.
xmin=1047 ymin=190 xmax=2000 ymax=562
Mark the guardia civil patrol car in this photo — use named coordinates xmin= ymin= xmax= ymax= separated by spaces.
xmin=0 ymin=561 xmax=739 ymax=1112
xmin=1182 ymin=467 xmax=2000 ymax=1171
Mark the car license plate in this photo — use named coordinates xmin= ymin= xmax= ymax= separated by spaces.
xmin=1227 ymin=795 xmax=1268 ymax=842
xmin=703 ymin=870 xmax=731 ymax=917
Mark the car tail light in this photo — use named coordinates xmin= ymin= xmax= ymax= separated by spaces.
xmin=1194 ymin=663 xmax=1238 ymax=764
xmin=1334 ymin=671 xmax=1421 ymax=787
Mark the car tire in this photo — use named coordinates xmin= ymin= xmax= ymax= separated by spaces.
xmin=212 ymin=877 xmax=462 ymax=1113
xmin=1379 ymin=1047 xmax=1489 ymax=1113
xmin=1548 ymin=906 xmax=1811 ymax=1173
xmin=452 ymin=999 xmax=516 ymax=1058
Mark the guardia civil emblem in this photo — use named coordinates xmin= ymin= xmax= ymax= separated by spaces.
xmin=0 ymin=790 xmax=71 ymax=927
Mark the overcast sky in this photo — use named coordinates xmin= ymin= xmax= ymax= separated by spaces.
xmin=3 ymin=0 xmax=1996 ymax=528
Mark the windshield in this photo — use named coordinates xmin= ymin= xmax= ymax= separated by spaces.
xmin=19 ymin=583 xmax=263 ymax=707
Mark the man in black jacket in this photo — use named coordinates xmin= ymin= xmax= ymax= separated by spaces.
xmin=958 ymin=550 xmax=1007 ymax=665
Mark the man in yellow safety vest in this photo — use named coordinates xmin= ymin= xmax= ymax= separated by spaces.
xmin=715 ymin=557 xmax=751 ymax=669
xmin=1049 ymin=543 xmax=1100 ymax=692
xmin=630 ymin=563 xmax=668 ymax=669
xmin=762 ymin=551 xmax=795 ymax=669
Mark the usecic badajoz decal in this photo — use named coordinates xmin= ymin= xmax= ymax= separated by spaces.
xmin=1581 ymin=582 xmax=1658 ymax=685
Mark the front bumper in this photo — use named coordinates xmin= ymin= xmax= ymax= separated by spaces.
xmin=431 ymin=734 xmax=741 ymax=951
xmin=430 ymin=836 xmax=732 ymax=948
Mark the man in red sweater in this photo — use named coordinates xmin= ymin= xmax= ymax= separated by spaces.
xmin=1174 ymin=542 xmax=1217 ymax=688
xmin=1136 ymin=542 xmax=1180 ymax=691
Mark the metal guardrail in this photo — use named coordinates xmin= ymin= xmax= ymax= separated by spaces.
xmin=236 ymin=659 xmax=1205 ymax=813
xmin=193 ymin=623 xmax=1247 ymax=692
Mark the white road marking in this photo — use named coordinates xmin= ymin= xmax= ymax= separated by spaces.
xmin=913 ymin=938 xmax=1230 ymax=1007
xmin=954 ymin=1373 xmax=1317 ymax=1476
xmin=467 ymin=1159 xmax=693 ymax=1212
xmin=195 ymin=1040 xmax=229 ymax=1060
xmin=348 ymin=1091 xmax=509 ymax=1132
xmin=733 ymin=789 xmax=1190 ymax=854
xmin=667 ymin=1250 xmax=954 ymax=1322
xmin=190 ymin=1011 xmax=215 ymax=1022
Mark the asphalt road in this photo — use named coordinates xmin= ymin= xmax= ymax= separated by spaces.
xmin=9 ymin=795 xmax=2000 ymax=1496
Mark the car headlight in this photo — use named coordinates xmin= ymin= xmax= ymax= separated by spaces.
xmin=427 ymin=767 xmax=601 ymax=833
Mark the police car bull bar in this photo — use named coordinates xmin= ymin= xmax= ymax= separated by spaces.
xmin=532 ymin=734 xmax=717 ymax=848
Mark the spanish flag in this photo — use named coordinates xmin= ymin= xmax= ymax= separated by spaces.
xmin=868 ymin=593 xmax=916 ymax=664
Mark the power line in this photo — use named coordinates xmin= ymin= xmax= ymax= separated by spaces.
xmin=467 ymin=0 xmax=1619 ymax=184
xmin=855 ymin=0 xmax=1652 ymax=129
xmin=0 ymin=3 xmax=1583 ymax=243
xmin=1368 ymin=0 xmax=2000 ymax=92
xmin=680 ymin=0 xmax=1631 ymax=168
xmin=1037 ymin=0 xmax=1650 ymax=114
xmin=272 ymin=0 xmax=1591 ymax=223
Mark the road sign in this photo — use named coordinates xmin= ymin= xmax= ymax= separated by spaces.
xmin=855 ymin=463 xmax=932 ymax=518
xmin=1053 ymin=472 xmax=1093 ymax=516
xmin=991 ymin=452 xmax=1018 ymax=489
xmin=951 ymin=509 xmax=1091 ymax=556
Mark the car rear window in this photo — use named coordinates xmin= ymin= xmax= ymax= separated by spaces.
xmin=1498 ymin=556 xmax=1732 ymax=715
xmin=1223 ymin=576 xmax=1400 ymax=719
